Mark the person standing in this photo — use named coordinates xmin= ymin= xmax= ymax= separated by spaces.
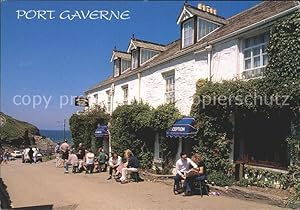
xmin=55 ymin=143 xmax=62 ymax=167
xmin=60 ymin=140 xmax=70 ymax=164
xmin=33 ymin=147 xmax=38 ymax=163
xmin=28 ymin=147 xmax=34 ymax=164
xmin=107 ymin=151 xmax=122 ymax=180
xmin=3 ymin=150 xmax=9 ymax=164
xmin=174 ymin=152 xmax=197 ymax=195
xmin=98 ymin=147 xmax=108 ymax=172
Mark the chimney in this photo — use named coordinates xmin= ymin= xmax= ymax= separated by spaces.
xmin=197 ymin=3 xmax=202 ymax=10
xmin=197 ymin=3 xmax=217 ymax=16
xmin=213 ymin=9 xmax=217 ymax=15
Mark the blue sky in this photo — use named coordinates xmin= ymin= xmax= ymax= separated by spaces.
xmin=1 ymin=0 xmax=260 ymax=130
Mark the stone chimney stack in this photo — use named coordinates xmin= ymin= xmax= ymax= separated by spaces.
xmin=197 ymin=2 xmax=217 ymax=16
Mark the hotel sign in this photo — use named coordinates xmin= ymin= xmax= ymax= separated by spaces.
xmin=75 ymin=96 xmax=89 ymax=107
xmin=171 ymin=127 xmax=186 ymax=132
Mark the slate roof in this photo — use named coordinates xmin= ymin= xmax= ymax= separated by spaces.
xmin=129 ymin=38 xmax=167 ymax=52
xmin=85 ymin=1 xmax=299 ymax=94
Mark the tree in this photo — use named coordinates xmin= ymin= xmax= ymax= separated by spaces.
xmin=69 ymin=105 xmax=110 ymax=151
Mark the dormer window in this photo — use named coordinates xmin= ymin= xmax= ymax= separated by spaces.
xmin=121 ymin=59 xmax=131 ymax=73
xmin=198 ymin=18 xmax=219 ymax=40
xmin=113 ymin=59 xmax=120 ymax=77
xmin=182 ymin=19 xmax=194 ymax=48
xmin=140 ymin=49 xmax=159 ymax=65
xmin=132 ymin=50 xmax=139 ymax=69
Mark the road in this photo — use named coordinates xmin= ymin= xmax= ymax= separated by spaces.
xmin=1 ymin=159 xmax=285 ymax=210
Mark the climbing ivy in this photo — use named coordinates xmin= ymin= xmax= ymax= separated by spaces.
xmin=190 ymin=11 xmax=300 ymax=178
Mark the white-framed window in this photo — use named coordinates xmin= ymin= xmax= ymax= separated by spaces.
xmin=122 ymin=86 xmax=128 ymax=105
xmin=93 ymin=94 xmax=98 ymax=105
xmin=182 ymin=19 xmax=194 ymax=48
xmin=106 ymin=90 xmax=112 ymax=113
xmin=113 ymin=59 xmax=120 ymax=77
xmin=132 ymin=50 xmax=138 ymax=69
xmin=242 ymin=32 xmax=269 ymax=79
xmin=198 ymin=18 xmax=218 ymax=40
xmin=164 ymin=73 xmax=175 ymax=103
xmin=140 ymin=49 xmax=158 ymax=64
xmin=121 ymin=59 xmax=131 ymax=73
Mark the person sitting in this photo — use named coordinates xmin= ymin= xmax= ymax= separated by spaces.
xmin=174 ymin=152 xmax=197 ymax=195
xmin=98 ymin=147 xmax=108 ymax=172
xmin=64 ymin=149 xmax=79 ymax=173
xmin=85 ymin=149 xmax=95 ymax=174
xmin=107 ymin=151 xmax=122 ymax=180
xmin=118 ymin=149 xmax=140 ymax=184
xmin=76 ymin=143 xmax=85 ymax=160
xmin=183 ymin=153 xmax=207 ymax=196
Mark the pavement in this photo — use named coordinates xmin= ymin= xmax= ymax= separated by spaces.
xmin=0 ymin=159 xmax=288 ymax=210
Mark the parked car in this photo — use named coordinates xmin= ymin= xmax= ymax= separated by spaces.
xmin=22 ymin=148 xmax=43 ymax=163
xmin=11 ymin=150 xmax=22 ymax=158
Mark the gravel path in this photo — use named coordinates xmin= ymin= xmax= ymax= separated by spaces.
xmin=1 ymin=159 xmax=285 ymax=210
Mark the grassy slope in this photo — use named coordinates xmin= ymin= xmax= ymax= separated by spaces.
xmin=0 ymin=112 xmax=39 ymax=144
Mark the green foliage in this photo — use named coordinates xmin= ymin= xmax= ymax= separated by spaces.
xmin=190 ymin=11 xmax=300 ymax=176
xmin=286 ymin=183 xmax=300 ymax=208
xmin=69 ymin=105 xmax=110 ymax=151
xmin=286 ymin=135 xmax=300 ymax=165
xmin=111 ymin=102 xmax=181 ymax=169
xmin=238 ymin=178 xmax=250 ymax=187
xmin=244 ymin=167 xmax=290 ymax=189
xmin=110 ymin=101 xmax=154 ymax=167
xmin=151 ymin=104 xmax=181 ymax=132
xmin=209 ymin=171 xmax=234 ymax=187
xmin=151 ymin=104 xmax=181 ymax=171
xmin=0 ymin=112 xmax=39 ymax=147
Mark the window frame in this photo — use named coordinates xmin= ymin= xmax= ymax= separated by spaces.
xmin=106 ymin=90 xmax=112 ymax=113
xmin=164 ymin=73 xmax=175 ymax=104
xmin=182 ymin=18 xmax=194 ymax=48
xmin=113 ymin=59 xmax=120 ymax=77
xmin=242 ymin=32 xmax=269 ymax=80
xmin=93 ymin=93 xmax=98 ymax=105
xmin=121 ymin=59 xmax=131 ymax=73
xmin=122 ymin=86 xmax=129 ymax=105
xmin=197 ymin=17 xmax=219 ymax=41
xmin=140 ymin=48 xmax=159 ymax=65
xmin=131 ymin=50 xmax=138 ymax=69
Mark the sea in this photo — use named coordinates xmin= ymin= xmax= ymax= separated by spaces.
xmin=40 ymin=130 xmax=72 ymax=144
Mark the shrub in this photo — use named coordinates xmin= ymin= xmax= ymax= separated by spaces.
xmin=209 ymin=171 xmax=234 ymax=187
xmin=238 ymin=178 xmax=250 ymax=187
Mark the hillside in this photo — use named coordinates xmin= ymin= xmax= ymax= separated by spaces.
xmin=0 ymin=112 xmax=40 ymax=147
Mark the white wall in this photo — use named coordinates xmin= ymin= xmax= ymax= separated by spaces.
xmin=141 ymin=52 xmax=209 ymax=115
xmin=87 ymin=38 xmax=242 ymax=116
xmin=211 ymin=39 xmax=240 ymax=81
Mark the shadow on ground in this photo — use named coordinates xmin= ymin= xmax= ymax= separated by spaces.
xmin=0 ymin=178 xmax=12 ymax=209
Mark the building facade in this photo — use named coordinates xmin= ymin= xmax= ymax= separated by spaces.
xmin=85 ymin=1 xmax=299 ymax=169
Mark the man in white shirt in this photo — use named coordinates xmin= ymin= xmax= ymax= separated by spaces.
xmin=107 ymin=151 xmax=122 ymax=180
xmin=85 ymin=149 xmax=95 ymax=174
xmin=174 ymin=152 xmax=197 ymax=195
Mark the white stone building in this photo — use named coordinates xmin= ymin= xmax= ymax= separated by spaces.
xmin=85 ymin=1 xmax=299 ymax=170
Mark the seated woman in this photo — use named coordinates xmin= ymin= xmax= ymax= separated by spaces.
xmin=183 ymin=153 xmax=207 ymax=196
xmin=118 ymin=149 xmax=140 ymax=184
xmin=64 ymin=149 xmax=79 ymax=173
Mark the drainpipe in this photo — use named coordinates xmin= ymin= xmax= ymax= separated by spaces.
xmin=111 ymin=83 xmax=115 ymax=114
xmin=138 ymin=72 xmax=141 ymax=102
xmin=205 ymin=45 xmax=213 ymax=81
